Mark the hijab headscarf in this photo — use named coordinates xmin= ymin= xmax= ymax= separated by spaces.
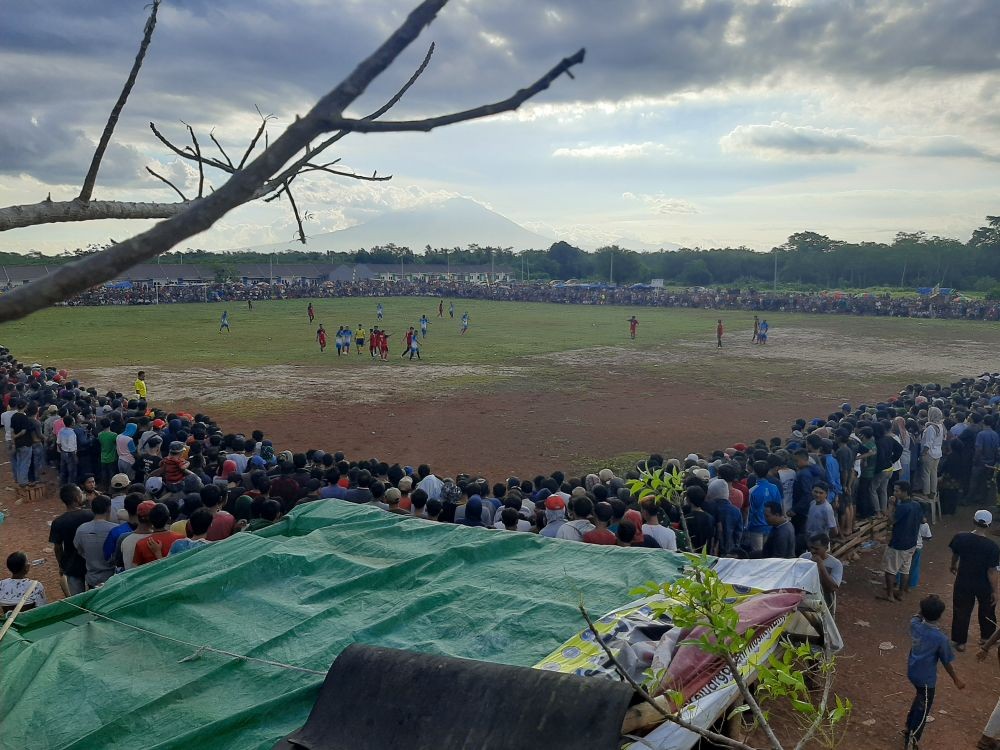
xmin=218 ymin=459 xmax=238 ymax=478
xmin=623 ymin=509 xmax=645 ymax=544
xmin=461 ymin=495 xmax=484 ymax=527
xmin=928 ymin=406 xmax=943 ymax=424
xmin=893 ymin=416 xmax=910 ymax=448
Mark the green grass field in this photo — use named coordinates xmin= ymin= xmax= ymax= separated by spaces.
xmin=4 ymin=297 xmax=999 ymax=373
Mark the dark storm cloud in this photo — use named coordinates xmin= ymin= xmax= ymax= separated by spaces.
xmin=2 ymin=0 xmax=997 ymax=185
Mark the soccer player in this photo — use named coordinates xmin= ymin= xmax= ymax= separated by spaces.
xmin=247 ymin=297 xmax=253 ymax=311
xmin=752 ymin=315 xmax=759 ymax=343
xmin=409 ymin=333 xmax=421 ymax=360
xmin=369 ymin=328 xmax=378 ymax=359
xmin=438 ymin=299 xmax=444 ymax=318
xmin=220 ymin=310 xmax=230 ymax=332
xmin=376 ymin=302 xmax=384 ymax=321
xmin=355 ymin=324 xmax=365 ymax=355
xmin=316 ymin=324 xmax=327 ymax=352
xmin=460 ymin=311 xmax=469 ymax=335
xmin=449 ymin=301 xmax=455 ymax=319
xmin=379 ymin=330 xmax=390 ymax=360
xmin=759 ymin=319 xmax=769 ymax=344
xmin=716 ymin=319 xmax=723 ymax=348
xmin=334 ymin=327 xmax=344 ymax=356
xmin=342 ymin=326 xmax=351 ymax=354
xmin=307 ymin=303 xmax=314 ymax=323
xmin=627 ymin=316 xmax=638 ymax=340
xmin=401 ymin=327 xmax=414 ymax=358
xmin=420 ymin=315 xmax=429 ymax=337
xmin=134 ymin=371 xmax=147 ymax=400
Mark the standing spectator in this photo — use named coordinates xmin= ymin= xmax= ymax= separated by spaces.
xmin=72 ymin=495 xmax=117 ymax=588
xmin=583 ymin=502 xmax=617 ymax=545
xmin=881 ymin=481 xmax=922 ymax=602
xmin=115 ymin=423 xmax=138 ymax=480
xmin=10 ymin=401 xmax=32 ymax=486
xmin=49 ymin=484 xmax=94 ymax=596
xmin=133 ymin=504 xmax=184 ymax=566
xmin=640 ymin=499 xmax=677 ymax=551
xmin=800 ymin=533 xmax=842 ymax=612
xmin=97 ymin=419 xmax=117 ymax=490
xmin=949 ymin=510 xmax=1000 ymax=651
xmin=920 ymin=407 xmax=945 ymax=502
xmin=746 ymin=460 xmax=780 ymax=553
xmin=57 ymin=414 xmax=78 ymax=485
xmin=556 ymin=496 xmax=595 ymax=542
xmin=759 ymin=502 xmax=796 ymax=559
xmin=970 ymin=414 xmax=1000 ymax=507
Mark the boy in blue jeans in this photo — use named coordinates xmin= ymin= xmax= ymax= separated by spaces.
xmin=905 ymin=594 xmax=964 ymax=748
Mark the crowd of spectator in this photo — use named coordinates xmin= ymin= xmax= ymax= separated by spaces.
xmin=51 ymin=278 xmax=1000 ymax=320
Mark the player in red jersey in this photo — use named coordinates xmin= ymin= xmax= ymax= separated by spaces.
xmin=307 ymin=302 xmax=314 ymax=323
xmin=627 ymin=315 xmax=638 ymax=340
xmin=315 ymin=324 xmax=327 ymax=352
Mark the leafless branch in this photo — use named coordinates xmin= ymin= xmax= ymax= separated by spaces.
xmin=0 ymin=0 xmax=583 ymax=323
xmin=182 ymin=122 xmax=206 ymax=198
xmin=144 ymin=167 xmax=188 ymax=201
xmin=78 ymin=0 xmax=160 ymax=202
xmin=298 ymin=164 xmax=391 ymax=181
xmin=320 ymin=48 xmax=585 ymax=134
xmin=208 ymin=128 xmax=235 ymax=170
xmin=0 ymin=199 xmax=190 ymax=231
xmin=149 ymin=123 xmax=231 ymax=172
xmin=264 ymin=43 xmax=435 ymax=188
xmin=283 ymin=181 xmax=307 ymax=244
xmin=238 ymin=106 xmax=276 ymax=170
xmin=792 ymin=647 xmax=835 ymax=750
xmin=578 ymin=603 xmax=759 ymax=750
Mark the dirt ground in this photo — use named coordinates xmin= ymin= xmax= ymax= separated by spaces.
xmin=3 ymin=323 xmax=1000 ymax=747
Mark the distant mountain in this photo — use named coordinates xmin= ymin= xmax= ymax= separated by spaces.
xmin=239 ymin=197 xmax=555 ymax=253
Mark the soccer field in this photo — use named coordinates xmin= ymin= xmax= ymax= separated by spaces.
xmin=3 ymin=298 xmax=999 ymax=477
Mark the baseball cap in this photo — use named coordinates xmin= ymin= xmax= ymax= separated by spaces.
xmin=545 ymin=495 xmax=566 ymax=511
xmin=136 ymin=500 xmax=156 ymax=520
xmin=152 ymin=418 xmax=166 ymax=429
xmin=975 ymin=509 xmax=993 ymax=526
xmin=691 ymin=467 xmax=711 ymax=483
xmin=398 ymin=476 xmax=413 ymax=491
xmin=110 ymin=473 xmax=130 ymax=490
xmin=384 ymin=487 xmax=401 ymax=502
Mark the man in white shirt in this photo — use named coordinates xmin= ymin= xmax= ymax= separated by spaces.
xmin=57 ymin=414 xmax=79 ymax=485
xmin=415 ymin=464 xmax=443 ymax=501
xmin=1 ymin=401 xmax=17 ymax=462
xmin=640 ymin=499 xmax=677 ymax=551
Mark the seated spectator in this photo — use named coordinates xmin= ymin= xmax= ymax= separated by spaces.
xmin=0 ymin=552 xmax=47 ymax=612
xmin=801 ymin=533 xmax=843 ymax=612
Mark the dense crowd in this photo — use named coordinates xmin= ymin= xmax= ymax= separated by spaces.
xmin=3 ymin=347 xmax=1000 ymax=747
xmin=54 ymin=278 xmax=1000 ymax=320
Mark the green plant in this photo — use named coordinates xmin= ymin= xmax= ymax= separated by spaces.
xmin=621 ymin=555 xmax=851 ymax=750
xmin=628 ymin=466 xmax=692 ymax=552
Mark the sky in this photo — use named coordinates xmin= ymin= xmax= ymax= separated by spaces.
xmin=1 ymin=0 xmax=999 ymax=254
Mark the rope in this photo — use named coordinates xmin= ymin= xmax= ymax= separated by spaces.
xmin=59 ymin=599 xmax=327 ymax=676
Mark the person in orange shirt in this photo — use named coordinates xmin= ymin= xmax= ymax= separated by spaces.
xmin=133 ymin=503 xmax=183 ymax=566
xmin=716 ymin=319 xmax=724 ymax=348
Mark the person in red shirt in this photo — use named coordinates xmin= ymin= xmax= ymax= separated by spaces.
xmin=584 ymin=502 xmax=618 ymax=545
xmin=627 ymin=316 xmax=638 ymax=340
xmin=133 ymin=503 xmax=184 ymax=566
xmin=716 ymin=319 xmax=724 ymax=348
xmin=316 ymin=324 xmax=327 ymax=352
xmin=199 ymin=485 xmax=236 ymax=541
xmin=369 ymin=328 xmax=378 ymax=359
xmin=379 ymin=330 xmax=390 ymax=361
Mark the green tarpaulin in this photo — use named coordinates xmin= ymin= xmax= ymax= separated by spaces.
xmin=0 ymin=502 xmax=687 ymax=750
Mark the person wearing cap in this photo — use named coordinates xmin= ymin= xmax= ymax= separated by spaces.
xmin=108 ymin=473 xmax=131 ymax=516
xmin=948 ymin=510 xmax=1000 ymax=651
xmin=540 ymin=495 xmax=567 ymax=538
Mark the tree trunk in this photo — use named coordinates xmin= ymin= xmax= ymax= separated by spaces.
xmin=0 ymin=199 xmax=192 ymax=232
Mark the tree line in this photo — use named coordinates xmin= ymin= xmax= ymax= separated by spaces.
xmin=7 ymin=215 xmax=999 ymax=291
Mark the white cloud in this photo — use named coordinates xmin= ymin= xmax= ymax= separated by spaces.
xmin=623 ymin=192 xmax=700 ymax=214
xmin=552 ymin=142 xmax=675 ymax=159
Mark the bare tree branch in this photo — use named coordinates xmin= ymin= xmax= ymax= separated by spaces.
xmin=0 ymin=0 xmax=583 ymax=323
xmin=319 ymin=48 xmax=585 ymax=134
xmin=208 ymin=128 xmax=235 ymax=170
xmin=0 ymin=0 xmax=454 ymax=319
xmin=283 ymin=181 xmax=307 ymax=244
xmin=144 ymin=167 xmax=188 ymax=201
xmin=183 ymin=122 xmax=205 ymax=198
xmin=238 ymin=107 xmax=275 ymax=170
xmin=0 ymin=199 xmax=190 ymax=231
xmin=792 ymin=647 xmax=835 ymax=750
xmin=149 ymin=123 xmax=231 ymax=173
xmin=78 ymin=0 xmax=160 ymax=202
